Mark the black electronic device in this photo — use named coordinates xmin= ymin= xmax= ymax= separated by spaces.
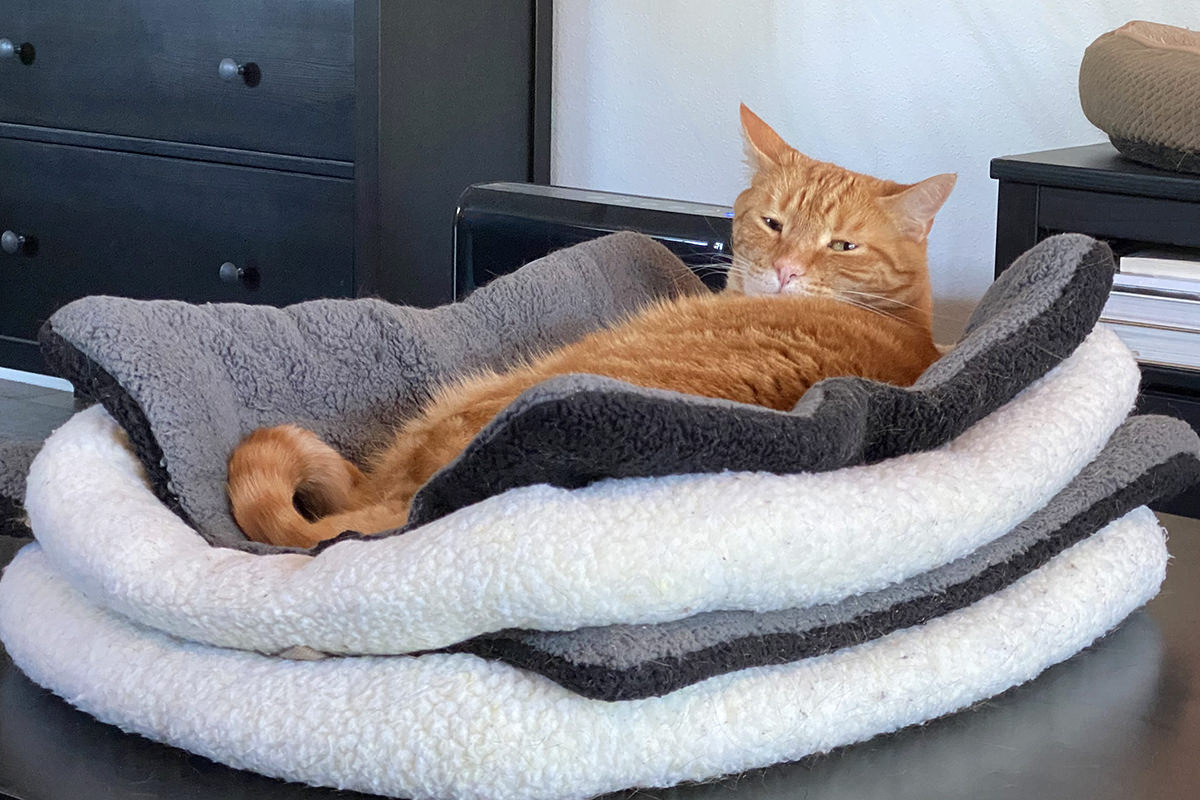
xmin=453 ymin=182 xmax=734 ymax=298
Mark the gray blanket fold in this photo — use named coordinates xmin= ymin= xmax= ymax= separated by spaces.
xmin=39 ymin=233 xmax=703 ymax=551
xmin=36 ymin=232 xmax=1114 ymax=552
xmin=0 ymin=440 xmax=41 ymax=539
xmin=406 ymin=234 xmax=1113 ymax=526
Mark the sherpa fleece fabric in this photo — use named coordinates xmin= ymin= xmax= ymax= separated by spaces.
xmin=21 ymin=323 xmax=1198 ymax=705
xmin=460 ymin=414 xmax=1200 ymax=700
xmin=25 ymin=326 xmax=1140 ymax=658
xmin=38 ymin=232 xmax=705 ymax=550
xmin=0 ymin=439 xmax=41 ymax=539
xmin=32 ymin=232 xmax=1114 ymax=551
xmin=0 ymin=229 xmax=1193 ymax=799
xmin=0 ymin=508 xmax=1169 ymax=800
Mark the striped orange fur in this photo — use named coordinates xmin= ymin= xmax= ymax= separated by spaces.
xmin=228 ymin=105 xmax=954 ymax=548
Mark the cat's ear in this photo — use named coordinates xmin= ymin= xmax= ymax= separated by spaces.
xmin=740 ymin=103 xmax=796 ymax=169
xmin=878 ymin=173 xmax=957 ymax=243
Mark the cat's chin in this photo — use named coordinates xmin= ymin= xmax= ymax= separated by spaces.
xmin=727 ymin=273 xmax=786 ymax=296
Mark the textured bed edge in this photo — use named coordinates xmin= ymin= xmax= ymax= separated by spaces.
xmin=0 ymin=508 xmax=1168 ymax=800
xmin=33 ymin=233 xmax=1115 ymax=552
xmin=0 ymin=440 xmax=43 ymax=539
xmin=37 ymin=326 xmax=194 ymax=530
xmin=22 ymin=327 xmax=1142 ymax=660
xmin=457 ymin=414 xmax=1200 ymax=700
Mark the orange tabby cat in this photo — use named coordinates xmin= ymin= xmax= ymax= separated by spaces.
xmin=228 ymin=104 xmax=955 ymax=548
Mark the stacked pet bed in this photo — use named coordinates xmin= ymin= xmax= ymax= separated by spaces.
xmin=1080 ymin=20 xmax=1200 ymax=173
xmin=0 ymin=232 xmax=1197 ymax=800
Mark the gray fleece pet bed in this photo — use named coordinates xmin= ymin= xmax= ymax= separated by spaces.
xmin=35 ymin=232 xmax=1110 ymax=551
xmin=0 ymin=440 xmax=39 ymax=539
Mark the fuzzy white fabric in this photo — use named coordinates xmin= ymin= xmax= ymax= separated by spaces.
xmin=23 ymin=327 xmax=1139 ymax=655
xmin=0 ymin=508 xmax=1166 ymax=800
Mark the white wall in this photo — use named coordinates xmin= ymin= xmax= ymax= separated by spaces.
xmin=551 ymin=1 xmax=1200 ymax=340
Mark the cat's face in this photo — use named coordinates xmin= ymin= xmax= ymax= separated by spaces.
xmin=727 ymin=105 xmax=955 ymax=329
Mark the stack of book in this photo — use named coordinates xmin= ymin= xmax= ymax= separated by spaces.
xmin=1100 ymin=247 xmax=1200 ymax=371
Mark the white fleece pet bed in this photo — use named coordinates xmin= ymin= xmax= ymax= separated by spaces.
xmin=0 ymin=509 xmax=1167 ymax=800
xmin=1 ymin=233 xmax=1198 ymax=800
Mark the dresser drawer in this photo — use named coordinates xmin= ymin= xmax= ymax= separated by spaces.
xmin=0 ymin=138 xmax=354 ymax=343
xmin=1 ymin=0 xmax=353 ymax=161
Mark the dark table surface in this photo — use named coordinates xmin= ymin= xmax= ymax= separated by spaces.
xmin=990 ymin=142 xmax=1200 ymax=202
xmin=2 ymin=512 xmax=1200 ymax=800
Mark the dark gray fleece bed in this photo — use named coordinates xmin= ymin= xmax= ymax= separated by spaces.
xmin=0 ymin=440 xmax=38 ymax=539
xmin=35 ymin=232 xmax=1110 ymax=549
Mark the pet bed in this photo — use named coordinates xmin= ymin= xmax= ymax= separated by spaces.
xmin=1080 ymin=20 xmax=1200 ymax=173
xmin=1 ymin=232 xmax=1197 ymax=800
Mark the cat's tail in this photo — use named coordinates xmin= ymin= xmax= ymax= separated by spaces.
xmin=226 ymin=424 xmax=365 ymax=547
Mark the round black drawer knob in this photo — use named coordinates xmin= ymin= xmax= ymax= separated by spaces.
xmin=0 ymin=38 xmax=35 ymax=65
xmin=218 ymin=57 xmax=261 ymax=87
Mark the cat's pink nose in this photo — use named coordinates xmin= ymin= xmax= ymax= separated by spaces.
xmin=774 ymin=259 xmax=806 ymax=289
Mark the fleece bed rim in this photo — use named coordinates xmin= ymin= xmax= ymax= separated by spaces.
xmin=33 ymin=234 xmax=1113 ymax=552
xmin=24 ymin=326 xmax=1138 ymax=656
xmin=0 ymin=507 xmax=1167 ymax=800
xmin=458 ymin=413 xmax=1199 ymax=700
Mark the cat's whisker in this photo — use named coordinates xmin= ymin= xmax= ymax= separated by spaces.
xmin=832 ymin=294 xmax=914 ymax=327
xmin=838 ymin=289 xmax=925 ymax=311
xmin=687 ymin=253 xmax=735 ymax=264
xmin=687 ymin=265 xmax=733 ymax=276
xmin=688 ymin=256 xmax=755 ymax=286
xmin=722 ymin=255 xmax=756 ymax=277
xmin=839 ymin=289 xmax=971 ymax=326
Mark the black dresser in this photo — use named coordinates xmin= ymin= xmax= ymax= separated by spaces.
xmin=0 ymin=0 xmax=551 ymax=373
xmin=991 ymin=143 xmax=1200 ymax=518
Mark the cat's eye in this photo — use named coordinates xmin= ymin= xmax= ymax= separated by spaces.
xmin=828 ymin=240 xmax=858 ymax=252
xmin=761 ymin=216 xmax=783 ymax=233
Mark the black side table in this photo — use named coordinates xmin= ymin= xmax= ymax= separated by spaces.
xmin=991 ymin=143 xmax=1200 ymax=518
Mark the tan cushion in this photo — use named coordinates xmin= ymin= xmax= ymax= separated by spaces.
xmin=1080 ymin=20 xmax=1200 ymax=171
